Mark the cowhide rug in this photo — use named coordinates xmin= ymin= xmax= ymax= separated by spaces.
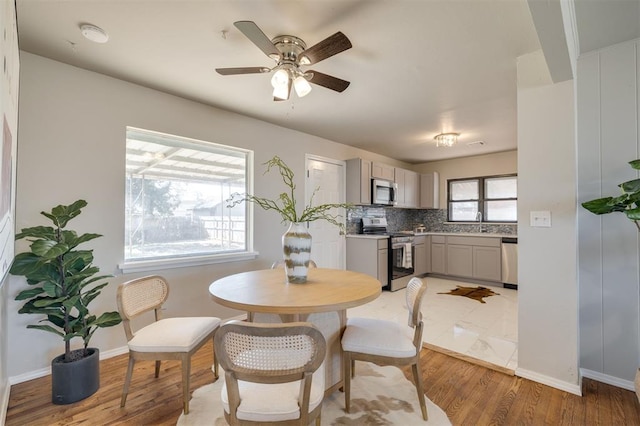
xmin=438 ymin=285 xmax=499 ymax=303
xmin=177 ymin=362 xmax=451 ymax=425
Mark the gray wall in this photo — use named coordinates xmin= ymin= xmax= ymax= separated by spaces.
xmin=7 ymin=52 xmax=408 ymax=379
xmin=577 ymin=39 xmax=640 ymax=385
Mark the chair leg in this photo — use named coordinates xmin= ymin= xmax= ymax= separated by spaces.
xmin=121 ymin=355 xmax=135 ymax=407
xmin=343 ymin=352 xmax=351 ymax=413
xmin=182 ymin=355 xmax=192 ymax=414
xmin=412 ymin=362 xmax=428 ymax=421
xmin=154 ymin=360 xmax=161 ymax=378
xmin=316 ymin=412 xmax=321 ymax=426
xmin=212 ymin=336 xmax=219 ymax=379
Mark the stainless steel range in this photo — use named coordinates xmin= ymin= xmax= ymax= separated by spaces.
xmin=361 ymin=218 xmax=415 ymax=291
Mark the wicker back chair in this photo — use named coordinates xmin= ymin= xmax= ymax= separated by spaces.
xmin=215 ymin=321 xmax=326 ymax=425
xmin=341 ymin=277 xmax=429 ymax=420
xmin=116 ymin=275 xmax=221 ymax=414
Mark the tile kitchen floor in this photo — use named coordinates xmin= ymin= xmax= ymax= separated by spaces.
xmin=347 ymin=276 xmax=518 ymax=371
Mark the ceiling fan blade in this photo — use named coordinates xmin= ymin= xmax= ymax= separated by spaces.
xmin=234 ymin=21 xmax=281 ymax=60
xmin=300 ymin=32 xmax=352 ymax=65
xmin=307 ymin=71 xmax=350 ymax=93
xmin=215 ymin=67 xmax=270 ymax=75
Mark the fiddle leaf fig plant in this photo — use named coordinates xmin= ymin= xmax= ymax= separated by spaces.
xmin=10 ymin=200 xmax=122 ymax=363
xmin=582 ymin=159 xmax=640 ymax=231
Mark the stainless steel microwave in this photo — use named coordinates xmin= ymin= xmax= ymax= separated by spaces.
xmin=372 ymin=179 xmax=397 ymax=206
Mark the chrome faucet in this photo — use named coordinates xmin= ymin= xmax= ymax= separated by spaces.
xmin=476 ymin=211 xmax=486 ymax=232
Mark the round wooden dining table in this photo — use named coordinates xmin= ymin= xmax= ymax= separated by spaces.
xmin=209 ymin=267 xmax=382 ymax=394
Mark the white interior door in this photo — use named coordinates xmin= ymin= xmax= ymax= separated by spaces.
xmin=305 ymin=155 xmax=346 ymax=269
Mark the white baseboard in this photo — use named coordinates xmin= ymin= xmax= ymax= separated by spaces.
xmin=580 ymin=368 xmax=635 ymax=392
xmin=8 ymin=345 xmax=129 ymax=386
xmin=515 ymin=367 xmax=582 ymax=396
xmin=1 ymin=379 xmax=9 ymax=425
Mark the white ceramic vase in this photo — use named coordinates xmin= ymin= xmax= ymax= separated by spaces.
xmin=282 ymin=222 xmax=312 ymax=284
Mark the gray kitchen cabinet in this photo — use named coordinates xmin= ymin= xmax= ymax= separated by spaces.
xmin=473 ymin=246 xmax=502 ymax=281
xmin=444 ymin=236 xmax=502 ymax=281
xmin=395 ymin=168 xmax=419 ymax=208
xmin=346 ymin=237 xmax=388 ymax=287
xmin=447 ymin=244 xmax=473 ymax=278
xmin=371 ymin=162 xmax=395 ymax=181
xmin=414 ymin=235 xmax=430 ymax=276
xmin=346 ymin=158 xmax=372 ymax=205
xmin=419 ymin=172 xmax=440 ymax=209
xmin=378 ymin=247 xmax=388 ymax=286
xmin=430 ymin=235 xmax=446 ymax=274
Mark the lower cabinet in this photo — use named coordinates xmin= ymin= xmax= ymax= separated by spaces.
xmin=429 ymin=235 xmax=502 ymax=283
xmin=413 ymin=236 xmax=430 ymax=276
xmin=447 ymin=244 xmax=473 ymax=278
xmin=430 ymin=235 xmax=446 ymax=274
xmin=473 ymin=246 xmax=502 ymax=281
xmin=346 ymin=237 xmax=388 ymax=287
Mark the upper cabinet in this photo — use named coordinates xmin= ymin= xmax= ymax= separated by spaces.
xmin=395 ymin=168 xmax=419 ymax=208
xmin=346 ymin=158 xmax=372 ymax=205
xmin=419 ymin=172 xmax=440 ymax=209
xmin=371 ymin=162 xmax=395 ymax=181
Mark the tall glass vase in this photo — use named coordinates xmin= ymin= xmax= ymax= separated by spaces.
xmin=282 ymin=222 xmax=312 ymax=284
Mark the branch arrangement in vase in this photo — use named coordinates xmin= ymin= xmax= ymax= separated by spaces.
xmin=227 ymin=156 xmax=353 ymax=231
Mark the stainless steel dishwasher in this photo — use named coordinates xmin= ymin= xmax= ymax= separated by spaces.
xmin=501 ymin=237 xmax=518 ymax=289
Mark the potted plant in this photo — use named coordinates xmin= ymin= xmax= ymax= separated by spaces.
xmin=227 ymin=156 xmax=352 ymax=283
xmin=581 ymin=158 xmax=640 ymax=402
xmin=10 ymin=199 xmax=122 ymax=404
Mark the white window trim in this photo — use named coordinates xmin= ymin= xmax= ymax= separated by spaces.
xmin=118 ymin=250 xmax=260 ymax=274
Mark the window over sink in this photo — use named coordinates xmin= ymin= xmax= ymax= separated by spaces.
xmin=447 ymin=174 xmax=517 ymax=222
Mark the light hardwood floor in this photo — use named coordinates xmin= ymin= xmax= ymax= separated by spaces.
xmin=6 ymin=344 xmax=640 ymax=425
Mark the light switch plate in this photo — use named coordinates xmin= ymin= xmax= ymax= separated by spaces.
xmin=530 ymin=210 xmax=551 ymax=227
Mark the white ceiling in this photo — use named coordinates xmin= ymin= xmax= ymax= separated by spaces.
xmin=13 ymin=1 xmax=639 ymax=164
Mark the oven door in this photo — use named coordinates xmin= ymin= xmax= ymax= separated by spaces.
xmin=390 ymin=241 xmax=415 ymax=281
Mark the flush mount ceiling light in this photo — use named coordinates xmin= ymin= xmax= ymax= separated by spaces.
xmin=434 ymin=132 xmax=460 ymax=148
xmin=80 ymin=24 xmax=109 ymax=43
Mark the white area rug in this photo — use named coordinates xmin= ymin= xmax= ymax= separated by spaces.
xmin=177 ymin=362 xmax=451 ymax=425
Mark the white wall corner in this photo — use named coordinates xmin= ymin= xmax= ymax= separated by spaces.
xmin=516 ymin=367 xmax=582 ymax=396
xmin=580 ymin=368 xmax=635 ymax=392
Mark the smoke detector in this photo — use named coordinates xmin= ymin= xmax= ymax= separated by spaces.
xmin=80 ymin=24 xmax=109 ymax=43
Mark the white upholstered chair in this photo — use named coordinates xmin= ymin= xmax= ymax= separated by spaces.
xmin=341 ymin=277 xmax=429 ymax=420
xmin=116 ymin=275 xmax=221 ymax=414
xmin=214 ymin=321 xmax=326 ymax=425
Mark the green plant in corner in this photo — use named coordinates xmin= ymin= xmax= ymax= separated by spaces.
xmin=10 ymin=199 xmax=122 ymax=363
xmin=226 ymin=155 xmax=352 ymax=232
xmin=582 ymin=159 xmax=640 ymax=231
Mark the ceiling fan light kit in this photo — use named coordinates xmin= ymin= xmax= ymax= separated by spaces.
xmin=434 ymin=132 xmax=460 ymax=148
xmin=216 ymin=21 xmax=352 ymax=101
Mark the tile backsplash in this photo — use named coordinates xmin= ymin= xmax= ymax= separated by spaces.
xmin=346 ymin=206 xmax=517 ymax=235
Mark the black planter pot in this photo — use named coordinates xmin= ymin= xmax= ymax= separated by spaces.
xmin=51 ymin=347 xmax=100 ymax=404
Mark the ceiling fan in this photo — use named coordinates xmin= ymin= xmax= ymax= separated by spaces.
xmin=216 ymin=21 xmax=352 ymax=101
